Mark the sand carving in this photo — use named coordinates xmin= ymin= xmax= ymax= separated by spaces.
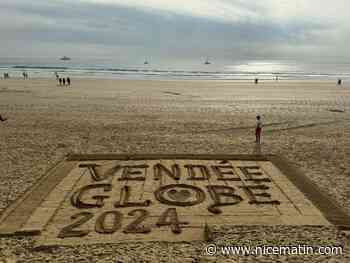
xmin=1 ymin=155 xmax=349 ymax=246
xmin=57 ymin=163 xmax=281 ymax=239
xmin=155 ymin=184 xmax=206 ymax=206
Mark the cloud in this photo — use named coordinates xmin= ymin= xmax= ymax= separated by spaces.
xmin=79 ymin=0 xmax=261 ymax=23
xmin=0 ymin=0 xmax=348 ymax=63
xmin=80 ymin=0 xmax=349 ymax=25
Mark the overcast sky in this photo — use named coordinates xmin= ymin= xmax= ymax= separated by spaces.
xmin=0 ymin=0 xmax=349 ymax=65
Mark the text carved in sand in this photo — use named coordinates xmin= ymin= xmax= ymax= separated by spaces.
xmin=1 ymin=155 xmax=342 ymax=246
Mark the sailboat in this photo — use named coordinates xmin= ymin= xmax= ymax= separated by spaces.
xmin=204 ymin=57 xmax=211 ymax=65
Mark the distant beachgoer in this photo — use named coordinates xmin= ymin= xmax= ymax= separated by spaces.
xmin=338 ymin=79 xmax=342 ymax=85
xmin=255 ymin=78 xmax=258 ymax=84
xmin=67 ymin=77 xmax=70 ymax=86
xmin=0 ymin=114 xmax=7 ymax=122
xmin=62 ymin=78 xmax=66 ymax=85
xmin=22 ymin=72 xmax=26 ymax=79
xmin=55 ymin=72 xmax=59 ymax=80
xmin=255 ymin=115 xmax=262 ymax=144
xmin=59 ymin=78 xmax=62 ymax=85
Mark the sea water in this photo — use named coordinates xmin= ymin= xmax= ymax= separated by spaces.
xmin=0 ymin=57 xmax=350 ymax=81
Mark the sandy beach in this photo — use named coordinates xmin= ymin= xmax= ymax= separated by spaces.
xmin=1 ymin=78 xmax=350 ymax=262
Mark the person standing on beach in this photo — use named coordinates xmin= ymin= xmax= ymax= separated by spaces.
xmin=0 ymin=114 xmax=7 ymax=122
xmin=67 ymin=77 xmax=70 ymax=86
xmin=62 ymin=78 xmax=66 ymax=86
xmin=59 ymin=78 xmax=62 ymax=85
xmin=255 ymin=115 xmax=262 ymax=144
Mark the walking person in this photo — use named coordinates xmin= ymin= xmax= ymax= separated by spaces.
xmin=255 ymin=115 xmax=262 ymax=144
xmin=67 ymin=77 xmax=70 ymax=86
xmin=59 ymin=78 xmax=62 ymax=86
xmin=62 ymin=78 xmax=66 ymax=86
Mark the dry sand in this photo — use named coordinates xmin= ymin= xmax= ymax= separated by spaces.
xmin=0 ymin=78 xmax=350 ymax=262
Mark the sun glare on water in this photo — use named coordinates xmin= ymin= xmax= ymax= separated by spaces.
xmin=227 ymin=61 xmax=299 ymax=73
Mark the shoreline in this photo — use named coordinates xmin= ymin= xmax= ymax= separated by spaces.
xmin=0 ymin=77 xmax=348 ymax=83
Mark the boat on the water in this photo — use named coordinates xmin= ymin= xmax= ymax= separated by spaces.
xmin=60 ymin=56 xmax=71 ymax=61
xmin=204 ymin=57 xmax=211 ymax=65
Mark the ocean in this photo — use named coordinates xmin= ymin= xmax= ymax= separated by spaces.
xmin=1 ymin=58 xmax=350 ymax=81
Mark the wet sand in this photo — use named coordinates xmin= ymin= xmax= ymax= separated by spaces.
xmin=0 ymin=78 xmax=350 ymax=262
